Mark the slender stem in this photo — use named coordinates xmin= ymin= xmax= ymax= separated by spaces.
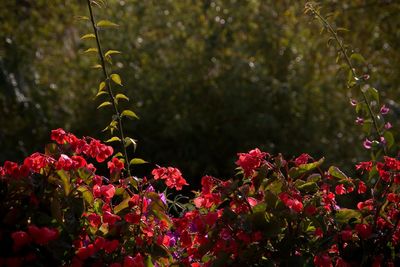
xmin=309 ymin=6 xmax=385 ymax=151
xmin=86 ymin=0 xmax=131 ymax=177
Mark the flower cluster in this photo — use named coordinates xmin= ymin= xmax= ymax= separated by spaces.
xmin=1 ymin=130 xmax=400 ymax=266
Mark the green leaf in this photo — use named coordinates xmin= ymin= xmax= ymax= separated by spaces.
xmin=99 ymin=81 xmax=106 ymax=91
xmin=94 ymin=90 xmax=108 ymax=98
xmin=115 ymin=93 xmax=129 ymax=102
xmin=350 ymin=53 xmax=366 ymax=63
xmin=335 ymin=208 xmax=361 ymax=224
xmin=110 ymin=73 xmax=122 ymax=86
xmin=297 ymin=182 xmax=319 ymax=194
xmin=121 ymin=110 xmax=139 ymax=120
xmin=97 ymin=20 xmax=119 ymax=27
xmin=130 ymin=158 xmax=147 ymax=165
xmin=84 ymin=47 xmax=98 ymax=53
xmin=97 ymin=101 xmax=112 ymax=109
xmin=57 ymin=170 xmax=71 ymax=196
xmin=384 ymin=131 xmax=395 ymax=149
xmin=77 ymin=186 xmax=94 ymax=206
xmin=328 ymin=166 xmax=348 ymax=180
xmin=288 ymin=158 xmax=324 ymax=179
xmin=114 ymin=197 xmax=130 ymax=214
xmin=105 ymin=136 xmax=121 ymax=143
xmin=92 ymin=64 xmax=102 ymax=69
xmin=81 ymin=33 xmax=96 ymax=40
xmin=105 ymin=50 xmax=121 ymax=57
xmin=124 ymin=137 xmax=137 ymax=151
xmin=145 ymin=256 xmax=154 ymax=267
xmin=76 ymin=15 xmax=89 ymax=21
xmin=367 ymin=87 xmax=379 ymax=104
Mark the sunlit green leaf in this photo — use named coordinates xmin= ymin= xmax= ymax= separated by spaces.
xmin=328 ymin=166 xmax=348 ymax=180
xmin=115 ymin=93 xmax=129 ymax=101
xmin=121 ymin=110 xmax=139 ymax=120
xmin=97 ymin=20 xmax=119 ymax=27
xmin=288 ymin=158 xmax=324 ymax=179
xmin=130 ymin=158 xmax=147 ymax=165
xmin=77 ymin=186 xmax=94 ymax=206
xmin=81 ymin=33 xmax=96 ymax=39
xmin=105 ymin=136 xmax=121 ymax=143
xmin=84 ymin=47 xmax=98 ymax=53
xmin=110 ymin=73 xmax=122 ymax=86
xmin=105 ymin=50 xmax=121 ymax=57
xmin=335 ymin=208 xmax=361 ymax=224
xmin=97 ymin=101 xmax=112 ymax=109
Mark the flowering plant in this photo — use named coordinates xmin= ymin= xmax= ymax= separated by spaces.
xmin=0 ymin=1 xmax=399 ymax=267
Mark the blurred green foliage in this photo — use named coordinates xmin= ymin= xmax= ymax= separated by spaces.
xmin=1 ymin=0 xmax=400 ymax=186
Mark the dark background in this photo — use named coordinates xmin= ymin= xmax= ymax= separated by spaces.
xmin=1 ymin=0 xmax=399 ymax=187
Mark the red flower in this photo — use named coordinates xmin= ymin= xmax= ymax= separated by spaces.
xmin=108 ymin=157 xmax=125 ymax=174
xmin=355 ymin=223 xmax=372 ymax=239
xmin=152 ymin=167 xmax=188 ymax=190
xmin=335 ymin=184 xmax=346 ymax=195
xmin=103 ymin=211 xmax=121 ymax=225
xmin=55 ymin=154 xmax=74 ymax=170
xmin=11 ymin=231 xmax=31 ymax=251
xmin=357 ymin=181 xmax=367 ymax=194
xmin=279 ymin=192 xmax=303 ymax=213
xmin=100 ymin=184 xmax=116 ymax=201
xmin=340 ymin=228 xmax=353 ymax=241
xmin=76 ymin=244 xmax=97 ymax=260
xmin=235 ymin=148 xmax=267 ymax=177
xmin=28 ymin=225 xmax=59 ymax=245
xmin=123 ymin=253 xmax=145 ymax=267
xmin=103 ymin=239 xmax=119 ymax=253
xmin=51 ymin=128 xmax=67 ymax=144
xmin=294 ymin=153 xmax=310 ymax=166
xmin=355 ymin=161 xmax=373 ymax=173
xmin=314 ymin=253 xmax=332 ymax=267
xmin=86 ymin=213 xmax=102 ymax=228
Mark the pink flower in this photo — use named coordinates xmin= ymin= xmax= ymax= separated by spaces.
xmin=363 ymin=138 xmax=372 ymax=150
xmin=380 ymin=105 xmax=389 ymax=115
xmin=355 ymin=117 xmax=364 ymax=125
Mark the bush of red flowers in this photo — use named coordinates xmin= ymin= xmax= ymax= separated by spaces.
xmin=1 ymin=130 xmax=400 ymax=266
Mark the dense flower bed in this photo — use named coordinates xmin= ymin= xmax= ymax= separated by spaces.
xmin=0 ymin=129 xmax=399 ymax=266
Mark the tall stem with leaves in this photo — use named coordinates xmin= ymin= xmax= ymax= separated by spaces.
xmin=305 ymin=3 xmax=394 ymax=159
xmin=83 ymin=0 xmax=142 ymax=178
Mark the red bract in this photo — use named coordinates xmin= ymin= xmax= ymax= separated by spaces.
xmin=27 ymin=225 xmax=59 ymax=245
xmin=100 ymin=184 xmax=116 ymax=201
xmin=151 ymin=166 xmax=188 ymax=190
xmin=279 ymin=192 xmax=303 ymax=213
xmin=108 ymin=157 xmax=125 ymax=174
xmin=294 ymin=153 xmax=310 ymax=166
xmin=235 ymin=148 xmax=267 ymax=177
xmin=314 ymin=253 xmax=332 ymax=267
xmin=355 ymin=223 xmax=372 ymax=239
xmin=123 ymin=253 xmax=144 ymax=267
xmin=11 ymin=231 xmax=31 ymax=251
xmin=103 ymin=211 xmax=121 ymax=225
xmin=357 ymin=181 xmax=367 ymax=194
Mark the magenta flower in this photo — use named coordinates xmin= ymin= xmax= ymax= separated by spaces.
xmin=363 ymin=139 xmax=372 ymax=150
xmin=380 ymin=105 xmax=389 ymax=115
xmin=355 ymin=117 xmax=364 ymax=125
xmin=384 ymin=122 xmax=392 ymax=129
